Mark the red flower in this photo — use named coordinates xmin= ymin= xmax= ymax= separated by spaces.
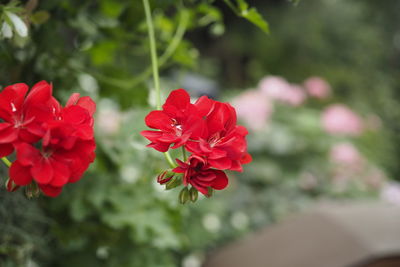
xmin=187 ymin=99 xmax=252 ymax=171
xmin=141 ymin=89 xmax=207 ymax=152
xmin=173 ymin=155 xmax=228 ymax=196
xmin=6 ymin=89 xmax=96 ymax=197
xmin=0 ymin=81 xmax=58 ymax=157
xmin=142 ymin=88 xmax=251 ymax=199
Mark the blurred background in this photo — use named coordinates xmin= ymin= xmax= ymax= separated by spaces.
xmin=1 ymin=0 xmax=400 ymax=266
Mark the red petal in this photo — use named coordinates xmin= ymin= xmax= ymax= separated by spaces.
xmin=25 ymin=81 xmax=52 ymax=106
xmin=15 ymin=143 xmax=40 ymax=166
xmin=50 ymin=159 xmax=70 ymax=187
xmin=145 ymin=110 xmax=172 ymax=131
xmin=195 ymin=95 xmax=215 ymax=117
xmin=146 ymin=142 xmax=170 ymax=152
xmin=190 ymin=181 xmax=209 ymax=195
xmin=66 ymin=93 xmax=80 ymax=106
xmin=62 ymin=105 xmax=90 ymax=125
xmin=140 ymin=130 xmax=163 ymax=141
xmin=212 ymin=170 xmax=228 ymax=190
xmin=241 ymin=153 xmax=252 ymax=164
xmin=39 ymin=184 xmax=63 ymax=197
xmin=0 ymin=123 xmax=17 ymax=144
xmin=0 ymin=143 xmax=14 ymax=157
xmin=19 ymin=128 xmax=42 ymax=143
xmin=163 ymin=89 xmax=190 ymax=110
xmin=9 ymin=161 xmax=33 ymax=186
xmin=229 ymin=160 xmax=243 ymax=172
xmin=0 ymin=83 xmax=28 ymax=119
xmin=77 ymin=96 xmax=96 ymax=116
xmin=31 ymin=158 xmax=53 ymax=184
xmin=208 ymin=158 xmax=232 ymax=170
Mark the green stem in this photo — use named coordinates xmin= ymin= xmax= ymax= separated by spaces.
xmin=1 ymin=157 xmax=11 ymax=168
xmin=181 ymin=146 xmax=187 ymax=161
xmin=164 ymin=152 xmax=176 ymax=168
xmin=94 ymin=8 xmax=188 ymax=90
xmin=143 ymin=0 xmax=161 ymax=110
xmin=143 ymin=0 xmax=177 ymax=168
xmin=223 ymin=0 xmax=240 ymax=16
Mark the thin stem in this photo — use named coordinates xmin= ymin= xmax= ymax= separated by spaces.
xmin=143 ymin=0 xmax=161 ymax=110
xmin=164 ymin=152 xmax=176 ymax=168
xmin=181 ymin=146 xmax=187 ymax=161
xmin=143 ymin=0 xmax=177 ymax=168
xmin=1 ymin=157 xmax=11 ymax=168
xmin=223 ymin=0 xmax=240 ymax=16
xmin=94 ymin=8 xmax=188 ymax=90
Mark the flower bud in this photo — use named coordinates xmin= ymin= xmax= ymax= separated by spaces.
xmin=157 ymin=170 xmax=174 ymax=185
xmin=165 ymin=175 xmax=182 ymax=190
xmin=179 ymin=187 xmax=190 ymax=204
xmin=189 ymin=187 xmax=198 ymax=202
xmin=206 ymin=187 xmax=214 ymax=198
xmin=6 ymin=178 xmax=19 ymax=192
xmin=25 ymin=182 xmax=40 ymax=199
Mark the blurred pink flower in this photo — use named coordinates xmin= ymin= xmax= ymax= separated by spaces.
xmin=303 ymin=77 xmax=331 ymax=99
xmin=258 ymin=76 xmax=306 ymax=106
xmin=232 ymin=90 xmax=273 ymax=131
xmin=258 ymin=76 xmax=291 ymax=99
xmin=330 ymin=142 xmax=363 ymax=168
xmin=321 ymin=104 xmax=364 ymax=136
xmin=285 ymin=85 xmax=307 ymax=106
xmin=380 ymin=182 xmax=400 ymax=205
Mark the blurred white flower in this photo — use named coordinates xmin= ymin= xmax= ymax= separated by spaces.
xmin=1 ymin=22 xmax=13 ymax=39
xmin=230 ymin=211 xmax=249 ymax=230
xmin=96 ymin=246 xmax=109 ymax=259
xmin=6 ymin=12 xmax=28 ymax=37
xmin=182 ymin=254 xmax=202 ymax=267
xmin=78 ymin=73 xmax=99 ymax=94
xmin=120 ymin=165 xmax=139 ymax=184
xmin=97 ymin=100 xmax=122 ymax=136
xmin=202 ymin=213 xmax=221 ymax=233
xmin=380 ymin=182 xmax=400 ymax=205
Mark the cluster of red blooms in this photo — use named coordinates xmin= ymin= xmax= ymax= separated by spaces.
xmin=141 ymin=89 xmax=251 ymax=200
xmin=0 ymin=81 xmax=96 ymax=197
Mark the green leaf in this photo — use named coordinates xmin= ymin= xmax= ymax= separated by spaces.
xmin=31 ymin=11 xmax=50 ymax=25
xmin=224 ymin=0 xmax=269 ymax=34
xmin=236 ymin=0 xmax=269 ymax=34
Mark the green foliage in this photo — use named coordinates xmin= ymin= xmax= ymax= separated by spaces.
xmin=223 ymin=0 xmax=269 ymax=34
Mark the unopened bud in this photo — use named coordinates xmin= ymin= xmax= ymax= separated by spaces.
xmin=206 ymin=187 xmax=214 ymax=198
xmin=165 ymin=175 xmax=182 ymax=190
xmin=6 ymin=178 xmax=19 ymax=192
xmin=25 ymin=183 xmax=40 ymax=199
xmin=189 ymin=187 xmax=198 ymax=202
xmin=157 ymin=170 xmax=174 ymax=185
xmin=179 ymin=187 xmax=190 ymax=204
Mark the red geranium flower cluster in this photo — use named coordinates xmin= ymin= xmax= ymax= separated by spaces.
xmin=141 ymin=89 xmax=251 ymax=201
xmin=0 ymin=81 xmax=96 ymax=197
